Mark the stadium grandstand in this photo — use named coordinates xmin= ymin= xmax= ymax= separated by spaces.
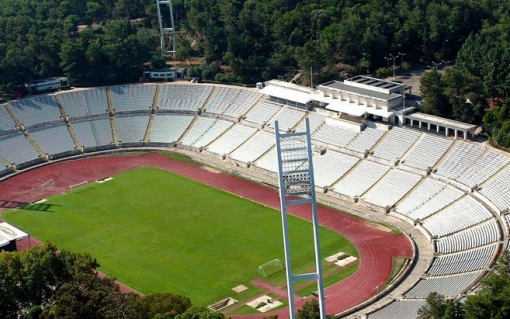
xmin=0 ymin=81 xmax=508 ymax=319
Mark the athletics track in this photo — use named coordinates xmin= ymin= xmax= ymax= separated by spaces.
xmin=0 ymin=152 xmax=412 ymax=318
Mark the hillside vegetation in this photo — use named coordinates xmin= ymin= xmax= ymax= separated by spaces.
xmin=1 ymin=1 xmax=510 ymax=140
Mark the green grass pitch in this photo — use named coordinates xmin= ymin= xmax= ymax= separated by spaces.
xmin=4 ymin=167 xmax=358 ymax=307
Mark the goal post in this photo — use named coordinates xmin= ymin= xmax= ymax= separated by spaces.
xmin=258 ymin=259 xmax=283 ymax=277
xmin=39 ymin=179 xmax=54 ymax=191
xmin=69 ymin=181 xmax=89 ymax=192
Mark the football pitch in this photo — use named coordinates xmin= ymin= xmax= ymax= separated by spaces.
xmin=4 ymin=166 xmax=358 ymax=308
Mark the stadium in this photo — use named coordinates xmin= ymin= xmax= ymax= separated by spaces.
xmin=0 ymin=82 xmax=508 ymax=319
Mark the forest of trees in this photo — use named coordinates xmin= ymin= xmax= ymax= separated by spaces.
xmin=0 ymin=0 xmax=164 ymax=90
xmin=4 ymin=243 xmax=510 ymax=318
xmin=179 ymin=0 xmax=510 ymax=85
xmin=1 ymin=0 xmax=509 ymax=89
xmin=419 ymin=16 xmax=510 ymax=145
xmin=0 ymin=243 xmax=328 ymax=319
xmin=1 ymin=1 xmax=510 ymax=142
xmin=0 ymin=243 xmax=225 ymax=319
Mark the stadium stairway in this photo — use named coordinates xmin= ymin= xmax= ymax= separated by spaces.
xmin=219 ymin=127 xmax=261 ymax=157
xmin=329 ymin=158 xmax=364 ymax=192
xmin=143 ymin=114 xmax=155 ymax=145
xmin=475 ymin=157 xmax=510 ymax=194
xmin=55 ymin=95 xmax=84 ymax=152
xmin=152 ymin=84 xmax=161 ymax=112
xmin=359 ymin=167 xmax=394 ymax=200
xmin=392 ymin=178 xmax=428 ymax=211
xmin=399 ymin=132 xmax=425 ymax=163
xmin=4 ymin=100 xmax=50 ymax=160
xmin=417 ymin=195 xmax=468 ymax=229
xmin=65 ymin=122 xmax=83 ymax=153
xmin=143 ymin=86 xmax=159 ymax=145
xmin=345 ymin=126 xmax=385 ymax=155
xmin=106 ymin=88 xmax=115 ymax=116
xmin=54 ymin=94 xmax=70 ymax=121
xmin=176 ymin=116 xmax=199 ymax=144
xmin=310 ymin=121 xmax=327 ymax=136
xmin=202 ymin=123 xmax=237 ymax=150
xmin=0 ymin=154 xmax=13 ymax=169
xmin=198 ymin=85 xmax=217 ymax=113
xmin=185 ymin=118 xmax=218 ymax=146
xmin=479 ymin=160 xmax=510 ymax=194
xmin=109 ymin=116 xmax=119 ymax=146
xmin=364 ymin=127 xmax=391 ymax=155
xmin=432 ymin=138 xmax=458 ymax=171
xmin=240 ymin=98 xmax=264 ymax=122
xmin=23 ymin=131 xmax=49 ymax=161
xmin=3 ymin=103 xmax=24 ymax=130
xmin=292 ymin=112 xmax=310 ymax=133
xmin=252 ymin=144 xmax=276 ymax=166
xmin=264 ymin=106 xmax=285 ymax=132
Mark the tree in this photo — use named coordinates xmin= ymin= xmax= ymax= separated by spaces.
xmin=0 ymin=243 xmax=100 ymax=319
xmin=140 ymin=292 xmax=192 ymax=319
xmin=444 ymin=300 xmax=465 ymax=319
xmin=417 ymin=252 xmax=510 ymax=319
xmin=174 ymin=307 xmax=225 ymax=319
xmin=40 ymin=273 xmax=140 ymax=319
xmin=418 ymin=292 xmax=464 ymax=319
xmin=0 ymin=243 xmax=197 ymax=319
xmin=175 ymin=35 xmax=195 ymax=67
xmin=443 ymin=67 xmax=486 ymax=124
xmin=402 ymin=61 xmax=411 ymax=75
xmin=376 ymin=67 xmax=391 ymax=79
xmin=420 ymin=69 xmax=450 ymax=117
xmin=464 ymin=251 xmax=510 ymax=319
xmin=297 ymin=299 xmax=321 ymax=319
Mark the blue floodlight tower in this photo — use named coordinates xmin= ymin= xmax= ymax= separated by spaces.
xmin=156 ymin=0 xmax=176 ymax=57
xmin=274 ymin=118 xmax=326 ymax=319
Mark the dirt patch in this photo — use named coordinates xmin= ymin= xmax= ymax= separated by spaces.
xmin=203 ymin=166 xmax=221 ymax=173
xmin=368 ymin=222 xmax=393 ymax=233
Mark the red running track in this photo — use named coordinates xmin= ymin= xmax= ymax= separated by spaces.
xmin=0 ymin=153 xmax=412 ymax=318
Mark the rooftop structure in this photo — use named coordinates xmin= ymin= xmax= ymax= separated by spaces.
xmin=260 ymin=76 xmax=413 ymax=126
xmin=259 ymin=80 xmax=315 ymax=107
xmin=317 ymin=76 xmax=412 ymax=124
xmin=25 ymin=77 xmax=70 ymax=94
xmin=405 ymin=112 xmax=477 ymax=140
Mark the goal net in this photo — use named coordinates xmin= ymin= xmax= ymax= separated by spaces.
xmin=39 ymin=179 xmax=54 ymax=191
xmin=69 ymin=181 xmax=89 ymax=192
xmin=258 ymin=259 xmax=283 ymax=277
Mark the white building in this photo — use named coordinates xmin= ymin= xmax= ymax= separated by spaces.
xmin=25 ymin=77 xmax=70 ymax=94
xmin=260 ymin=76 xmax=413 ymax=125
xmin=143 ymin=68 xmax=184 ymax=81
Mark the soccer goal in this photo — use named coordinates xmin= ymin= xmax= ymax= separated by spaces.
xmin=69 ymin=181 xmax=89 ymax=192
xmin=258 ymin=259 xmax=283 ymax=277
xmin=39 ymin=179 xmax=54 ymax=191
